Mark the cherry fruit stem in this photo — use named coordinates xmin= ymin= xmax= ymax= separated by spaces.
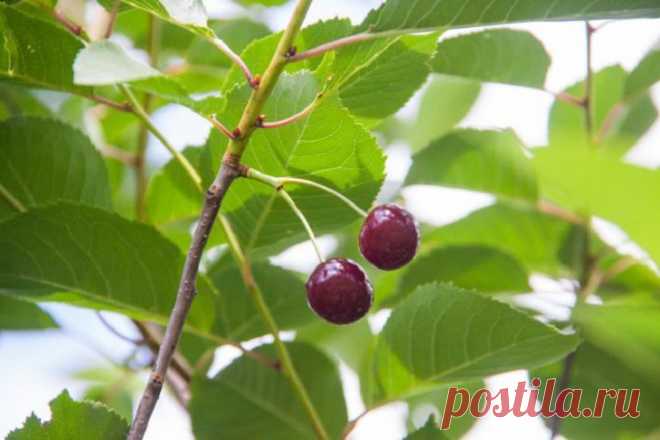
xmin=278 ymin=188 xmax=325 ymax=263
xmin=219 ymin=216 xmax=329 ymax=440
xmin=247 ymin=168 xmax=368 ymax=218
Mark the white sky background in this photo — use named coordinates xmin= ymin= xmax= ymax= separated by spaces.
xmin=1 ymin=1 xmax=659 ymax=439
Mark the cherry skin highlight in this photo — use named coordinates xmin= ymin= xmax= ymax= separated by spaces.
xmin=306 ymin=258 xmax=373 ymax=324
xmin=359 ymin=204 xmax=419 ymax=270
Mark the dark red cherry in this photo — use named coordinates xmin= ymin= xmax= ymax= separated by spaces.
xmin=359 ymin=204 xmax=419 ymax=270
xmin=305 ymin=258 xmax=373 ymax=325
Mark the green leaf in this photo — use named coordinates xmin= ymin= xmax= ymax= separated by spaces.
xmin=0 ymin=203 xmax=216 ymax=337
xmin=0 ymin=4 xmax=91 ymax=96
xmin=423 ymin=203 xmax=582 ymax=276
xmin=431 ymin=29 xmax=550 ymax=89
xmin=370 ymin=284 xmax=579 ymax=401
xmin=533 ymin=343 xmax=660 ymax=440
xmin=207 ymin=260 xmax=316 ymax=341
xmin=190 ymin=342 xmax=347 ymax=440
xmin=0 ymin=117 xmax=112 ymax=221
xmin=0 ymin=294 xmax=57 ymax=330
xmin=358 ymin=0 xmax=660 ymax=32
xmin=406 ymin=75 xmax=481 ymax=152
xmin=215 ymin=72 xmax=385 ymax=256
xmin=549 ymin=65 xmax=657 ymax=155
xmin=573 ymin=302 xmax=660 ymax=386
xmin=73 ymin=41 xmax=225 ymax=117
xmin=534 ymin=146 xmax=660 ymax=266
xmin=406 ymin=129 xmax=538 ymax=202
xmin=0 ymin=84 xmax=52 ymax=119
xmin=405 ymin=416 xmax=448 ymax=439
xmin=337 ymin=33 xmax=438 ymax=126
xmin=7 ymin=389 xmax=129 ymax=439
xmin=625 ymin=41 xmax=660 ymax=100
xmin=388 ymin=246 xmax=529 ymax=306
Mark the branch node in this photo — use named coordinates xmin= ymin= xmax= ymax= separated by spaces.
xmin=251 ymin=74 xmax=262 ymax=89
xmin=209 ymin=115 xmax=237 ymax=140
xmin=150 ymin=372 xmax=164 ymax=386
xmin=255 ymin=114 xmax=266 ymax=127
xmin=232 ymin=127 xmax=242 ymax=139
xmin=285 ymin=46 xmax=297 ymax=58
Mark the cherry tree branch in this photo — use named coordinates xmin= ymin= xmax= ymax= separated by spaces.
xmin=127 ymin=162 xmax=240 ymax=439
xmin=128 ymin=1 xmax=316 ymax=437
xmin=583 ymin=22 xmax=596 ymax=139
xmin=550 ymin=23 xmax=597 ymax=440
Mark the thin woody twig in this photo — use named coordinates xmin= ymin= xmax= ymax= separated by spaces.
xmin=209 ymin=37 xmax=258 ymax=87
xmin=594 ymin=102 xmax=625 ymax=143
xmin=96 ymin=312 xmax=143 ymax=345
xmin=53 ymin=8 xmax=82 ymax=36
xmin=90 ymin=95 xmax=133 ymax=112
xmin=98 ymin=144 xmax=137 ymax=166
xmin=132 ymin=320 xmax=193 ymax=383
xmin=537 ymin=200 xmax=586 ymax=225
xmin=209 ymin=115 xmax=237 ymax=140
xmin=550 ymin=23 xmax=597 ymax=440
xmin=286 ymin=29 xmax=409 ymax=62
xmin=256 ymin=92 xmax=323 ymax=129
xmin=104 ymin=0 xmax=121 ymax=39
xmin=584 ymin=22 xmax=596 ymax=139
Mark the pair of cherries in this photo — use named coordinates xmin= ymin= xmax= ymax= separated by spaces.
xmin=305 ymin=204 xmax=419 ymax=325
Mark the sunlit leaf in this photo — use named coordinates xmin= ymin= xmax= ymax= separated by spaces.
xmin=406 ymin=129 xmax=538 ymax=202
xmin=369 ymin=283 xmax=580 ymax=401
xmin=534 ymin=146 xmax=660 ymax=266
xmin=431 ymin=29 xmax=550 ymax=88
xmin=423 ymin=203 xmax=583 ymax=276
xmin=358 ymin=0 xmax=660 ymax=33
